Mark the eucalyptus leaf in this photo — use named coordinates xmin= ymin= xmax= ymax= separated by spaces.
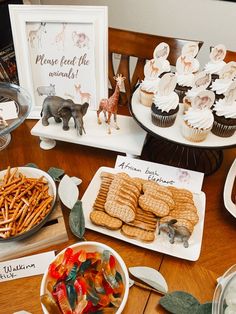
xmin=195 ymin=302 xmax=212 ymax=314
xmin=25 ymin=163 xmax=39 ymax=168
xmin=69 ymin=200 xmax=85 ymax=239
xmin=159 ymin=291 xmax=200 ymax=314
xmin=47 ymin=167 xmax=65 ymax=181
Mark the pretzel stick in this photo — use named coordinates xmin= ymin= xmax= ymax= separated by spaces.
xmin=0 ymin=227 xmax=11 ymax=232
xmin=1 ymin=208 xmax=6 ymax=220
xmin=3 ymin=166 xmax=11 ymax=184
xmin=17 ymin=177 xmax=44 ymax=199
xmin=0 ymin=232 xmax=7 ymax=238
xmin=0 ymin=218 xmax=13 ymax=225
xmin=25 ymin=197 xmax=53 ymax=230
xmin=8 ymin=167 xmax=18 ymax=183
xmin=23 ymin=197 xmax=52 ymax=227
xmin=9 ymin=187 xmax=21 ymax=209
xmin=3 ymin=179 xmax=25 ymax=196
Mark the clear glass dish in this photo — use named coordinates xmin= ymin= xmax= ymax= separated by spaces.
xmin=212 ymin=264 xmax=236 ymax=314
xmin=0 ymin=82 xmax=32 ymax=150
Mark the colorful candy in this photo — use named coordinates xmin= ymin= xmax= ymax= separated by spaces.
xmin=41 ymin=249 xmax=124 ymax=314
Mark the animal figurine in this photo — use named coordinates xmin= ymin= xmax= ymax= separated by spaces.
xmin=41 ymin=96 xmax=89 ymax=135
xmin=97 ymin=74 xmax=126 ymax=134
xmin=158 ymin=219 xmax=191 ymax=248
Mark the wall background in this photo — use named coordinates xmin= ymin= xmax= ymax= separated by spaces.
xmin=29 ymin=0 xmax=236 ymax=66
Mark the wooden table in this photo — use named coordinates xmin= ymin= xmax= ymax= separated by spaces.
xmin=0 ymin=119 xmax=235 ymax=314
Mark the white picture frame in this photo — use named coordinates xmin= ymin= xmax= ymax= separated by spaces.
xmin=9 ymin=5 xmax=108 ymax=118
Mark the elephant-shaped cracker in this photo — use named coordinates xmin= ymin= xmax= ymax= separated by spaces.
xmin=158 ymin=219 xmax=191 ymax=248
xmin=41 ymin=96 xmax=89 ymax=135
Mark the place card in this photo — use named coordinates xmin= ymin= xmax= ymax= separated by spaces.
xmin=0 ymin=101 xmax=18 ymax=120
xmin=114 ymin=156 xmax=204 ymax=192
xmin=0 ymin=251 xmax=55 ymax=282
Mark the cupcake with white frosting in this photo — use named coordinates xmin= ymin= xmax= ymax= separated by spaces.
xmin=181 ymin=90 xmax=215 ymax=142
xmin=151 ymin=73 xmax=179 ymax=127
xmin=211 ymin=81 xmax=236 ymax=137
xmin=204 ymin=44 xmax=226 ymax=81
xmin=210 ymin=61 xmax=236 ymax=101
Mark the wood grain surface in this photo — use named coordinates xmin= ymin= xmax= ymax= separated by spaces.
xmin=0 ymin=119 xmax=235 ymax=314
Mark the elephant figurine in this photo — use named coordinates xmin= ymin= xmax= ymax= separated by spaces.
xmin=41 ymin=96 xmax=89 ymax=135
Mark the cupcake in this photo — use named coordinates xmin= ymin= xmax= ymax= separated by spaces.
xmin=183 ymin=72 xmax=212 ymax=111
xmin=175 ymin=55 xmax=195 ymax=103
xmin=181 ymin=90 xmax=215 ymax=142
xmin=211 ymin=81 xmax=236 ymax=137
xmin=140 ymin=57 xmax=165 ymax=107
xmin=210 ymin=62 xmax=236 ymax=101
xmin=151 ymin=73 xmax=179 ymax=127
xmin=204 ymin=44 xmax=226 ymax=81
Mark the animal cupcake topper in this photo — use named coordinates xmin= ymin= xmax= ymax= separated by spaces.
xmin=210 ymin=44 xmax=226 ymax=63
xmin=219 ymin=61 xmax=236 ymax=80
xmin=193 ymin=71 xmax=212 ymax=90
xmin=176 ymin=55 xmax=194 ymax=74
xmin=182 ymin=42 xmax=199 ymax=58
xmin=158 ymin=73 xmax=177 ymax=96
xmin=224 ymin=81 xmax=236 ymax=104
xmin=144 ymin=58 xmax=165 ymax=79
xmin=153 ymin=42 xmax=170 ymax=60
xmin=192 ymin=90 xmax=215 ymax=110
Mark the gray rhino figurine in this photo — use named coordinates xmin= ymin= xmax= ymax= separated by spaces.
xmin=41 ymin=96 xmax=89 ymax=135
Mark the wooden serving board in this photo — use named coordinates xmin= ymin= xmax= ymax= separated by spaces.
xmin=0 ymin=201 xmax=68 ymax=262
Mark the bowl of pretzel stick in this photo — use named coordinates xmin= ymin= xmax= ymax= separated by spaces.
xmin=0 ymin=166 xmax=56 ymax=241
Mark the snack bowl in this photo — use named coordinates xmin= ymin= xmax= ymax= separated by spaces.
xmin=40 ymin=241 xmax=130 ymax=314
xmin=212 ymin=264 xmax=236 ymax=314
xmin=0 ymin=166 xmax=56 ymax=241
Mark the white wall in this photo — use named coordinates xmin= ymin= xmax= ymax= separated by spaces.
xmin=37 ymin=0 xmax=236 ymax=65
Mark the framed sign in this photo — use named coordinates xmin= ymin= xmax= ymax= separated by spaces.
xmin=9 ymin=5 xmax=108 ymax=118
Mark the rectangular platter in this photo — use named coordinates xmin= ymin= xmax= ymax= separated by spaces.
xmin=82 ymin=166 xmax=206 ymax=261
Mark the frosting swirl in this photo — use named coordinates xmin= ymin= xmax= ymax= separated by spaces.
xmin=186 ymin=88 xmax=199 ymax=99
xmin=204 ymin=61 xmax=226 ymax=74
xmin=213 ymin=99 xmax=236 ymax=119
xmin=140 ymin=78 xmax=160 ymax=93
xmin=211 ymin=79 xmax=233 ymax=94
xmin=183 ymin=107 xmax=214 ymax=129
xmin=176 ymin=73 xmax=194 ymax=87
xmin=153 ymin=92 xmax=179 ymax=112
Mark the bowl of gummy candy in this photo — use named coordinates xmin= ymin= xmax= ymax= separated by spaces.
xmin=40 ymin=241 xmax=129 ymax=314
xmin=212 ymin=264 xmax=236 ymax=314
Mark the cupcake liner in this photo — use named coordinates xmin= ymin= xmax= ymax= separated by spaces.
xmin=211 ymin=120 xmax=236 ymax=138
xmin=151 ymin=111 xmax=178 ymax=128
xmin=140 ymin=89 xmax=154 ymax=107
xmin=181 ymin=120 xmax=211 ymax=142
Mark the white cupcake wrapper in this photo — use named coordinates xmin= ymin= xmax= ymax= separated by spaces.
xmin=181 ymin=120 xmax=211 ymax=142
xmin=140 ymin=89 xmax=154 ymax=107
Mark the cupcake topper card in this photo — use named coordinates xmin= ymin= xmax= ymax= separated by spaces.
xmin=144 ymin=58 xmax=165 ymax=79
xmin=219 ymin=61 xmax=236 ymax=80
xmin=182 ymin=42 xmax=199 ymax=58
xmin=192 ymin=90 xmax=215 ymax=110
xmin=193 ymin=71 xmax=212 ymax=90
xmin=176 ymin=55 xmax=194 ymax=74
xmin=210 ymin=44 xmax=226 ymax=63
xmin=158 ymin=73 xmax=177 ymax=96
xmin=153 ymin=42 xmax=170 ymax=60
xmin=224 ymin=81 xmax=236 ymax=104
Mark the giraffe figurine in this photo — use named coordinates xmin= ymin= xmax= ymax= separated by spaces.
xmin=97 ymin=74 xmax=126 ymax=134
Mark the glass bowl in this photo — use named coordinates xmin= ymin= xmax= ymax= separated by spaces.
xmin=0 ymin=82 xmax=32 ymax=150
xmin=212 ymin=264 xmax=236 ymax=314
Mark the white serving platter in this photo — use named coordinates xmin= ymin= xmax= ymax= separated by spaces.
xmin=81 ymin=166 xmax=206 ymax=261
xmin=131 ymin=88 xmax=236 ymax=148
xmin=224 ymin=158 xmax=236 ymax=218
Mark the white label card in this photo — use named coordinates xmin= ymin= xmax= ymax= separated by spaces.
xmin=114 ymin=156 xmax=204 ymax=192
xmin=0 ymin=251 xmax=55 ymax=282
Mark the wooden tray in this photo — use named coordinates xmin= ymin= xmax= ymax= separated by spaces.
xmin=0 ymin=201 xmax=68 ymax=262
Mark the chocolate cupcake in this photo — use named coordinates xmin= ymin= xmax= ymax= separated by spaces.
xmin=211 ymin=95 xmax=236 ymax=137
xmin=151 ymin=73 xmax=179 ymax=128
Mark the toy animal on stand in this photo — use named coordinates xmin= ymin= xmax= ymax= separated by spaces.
xmin=97 ymin=74 xmax=126 ymax=134
xmin=41 ymin=96 xmax=89 ymax=135
xmin=158 ymin=219 xmax=191 ymax=248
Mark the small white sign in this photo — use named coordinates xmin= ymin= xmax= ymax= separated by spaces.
xmin=0 ymin=101 xmax=18 ymax=120
xmin=0 ymin=251 xmax=55 ymax=282
xmin=115 ymin=156 xmax=204 ymax=192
